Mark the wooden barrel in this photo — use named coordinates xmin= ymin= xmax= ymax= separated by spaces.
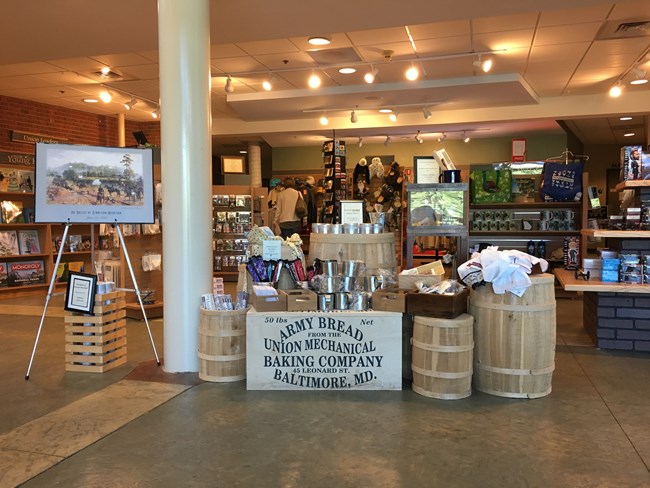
xmin=308 ymin=232 xmax=397 ymax=274
xmin=198 ymin=306 xmax=249 ymax=382
xmin=470 ymin=274 xmax=556 ymax=399
xmin=411 ymin=313 xmax=474 ymax=400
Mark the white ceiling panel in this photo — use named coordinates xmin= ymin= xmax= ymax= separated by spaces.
xmin=356 ymin=43 xmax=416 ymax=63
xmin=252 ymin=52 xmax=316 ymax=70
xmin=537 ymin=5 xmax=611 ymax=27
xmin=347 ymin=27 xmax=410 ymax=46
xmin=120 ymin=64 xmax=160 ymax=81
xmin=414 ymin=37 xmax=473 ymax=57
xmin=236 ymin=39 xmax=300 ymax=56
xmin=210 ymin=56 xmax=269 ymax=74
xmin=91 ymin=53 xmax=154 ymax=68
xmin=589 ymin=38 xmax=650 ymax=56
xmin=46 ymin=57 xmax=108 ymax=72
xmin=473 ymin=30 xmax=536 ymax=51
xmin=529 ymin=43 xmax=591 ymax=62
xmin=408 ymin=20 xmax=471 ymax=40
xmin=210 ymin=44 xmax=249 ymax=59
xmin=0 ymin=62 xmax=62 ymax=76
xmin=34 ymin=71 xmax=96 ymax=86
xmin=472 ymin=13 xmax=539 ymax=34
xmin=533 ymin=22 xmax=602 ymax=46
xmin=609 ymin=0 xmax=650 ymax=19
xmin=579 ymin=52 xmax=640 ymax=69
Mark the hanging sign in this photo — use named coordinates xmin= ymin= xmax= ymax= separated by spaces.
xmin=246 ymin=310 xmax=402 ymax=390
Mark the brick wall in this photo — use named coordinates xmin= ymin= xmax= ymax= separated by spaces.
xmin=0 ymin=95 xmax=160 ymax=152
xmin=585 ymin=291 xmax=650 ymax=352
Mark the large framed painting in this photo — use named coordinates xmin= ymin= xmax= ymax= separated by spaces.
xmin=34 ymin=143 xmax=155 ymax=224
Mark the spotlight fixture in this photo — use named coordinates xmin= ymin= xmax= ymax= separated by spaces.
xmin=384 ymin=136 xmax=391 ymax=146
xmin=151 ymin=107 xmax=160 ymax=119
xmin=83 ymin=98 xmax=98 ymax=103
xmin=389 ymin=111 xmax=399 ymax=122
xmin=630 ymin=67 xmax=648 ymax=85
xmin=624 ymin=132 xmax=636 ymax=137
xmin=308 ymin=36 xmax=331 ymax=46
xmin=350 ymin=109 xmax=358 ymax=124
xmin=224 ymin=76 xmax=234 ymax=94
xmin=364 ymin=66 xmax=378 ymax=84
xmin=463 ymin=132 xmax=470 ymax=143
xmin=123 ymin=96 xmax=137 ymax=110
xmin=405 ymin=65 xmax=419 ymax=81
xmin=262 ymin=73 xmax=273 ymax=91
xmin=620 ymin=116 xmax=633 ymax=121
xmin=308 ymin=71 xmax=321 ymax=88
xmin=422 ymin=107 xmax=432 ymax=119
xmin=415 ymin=131 xmax=423 ymax=144
xmin=320 ymin=114 xmax=329 ymax=126
xmin=358 ymin=137 xmax=363 ymax=148
xmin=100 ymin=66 xmax=111 ymax=77
xmin=609 ymin=82 xmax=622 ymax=98
xmin=378 ymin=108 xmax=393 ymax=114
xmin=99 ymin=88 xmax=112 ymax=103
xmin=339 ymin=67 xmax=356 ymax=74
xmin=437 ymin=132 xmax=447 ymax=143
xmin=473 ymin=55 xmax=493 ymax=73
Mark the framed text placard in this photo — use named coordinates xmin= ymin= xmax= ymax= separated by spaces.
xmin=246 ymin=310 xmax=402 ymax=390
xmin=413 ymin=156 xmax=440 ymax=184
xmin=221 ymin=155 xmax=246 ymax=174
xmin=339 ymin=200 xmax=364 ymax=224
xmin=64 ymin=272 xmax=97 ymax=313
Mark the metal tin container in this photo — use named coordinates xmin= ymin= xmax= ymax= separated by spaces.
xmin=334 ymin=292 xmax=350 ymax=310
xmin=349 ymin=292 xmax=367 ymax=311
xmin=318 ymin=293 xmax=335 ymax=311
xmin=342 ymin=260 xmax=364 ymax=277
xmin=319 ymin=224 xmax=332 ymax=234
xmin=321 ymin=260 xmax=338 ymax=276
xmin=364 ymin=275 xmax=381 ymax=292
xmin=371 ymin=223 xmax=384 ymax=234
xmin=340 ymin=276 xmax=356 ymax=292
xmin=330 ymin=224 xmax=343 ymax=234
xmin=321 ymin=275 xmax=340 ymax=293
xmin=343 ymin=223 xmax=360 ymax=234
xmin=311 ymin=223 xmax=321 ymax=234
xmin=360 ymin=223 xmax=373 ymax=234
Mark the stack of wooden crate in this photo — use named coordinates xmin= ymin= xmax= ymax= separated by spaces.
xmin=64 ymin=290 xmax=127 ymax=373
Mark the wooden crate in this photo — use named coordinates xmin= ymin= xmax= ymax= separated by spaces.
xmin=64 ymin=291 xmax=128 ymax=373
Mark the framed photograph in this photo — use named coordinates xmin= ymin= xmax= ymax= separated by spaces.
xmin=34 ymin=143 xmax=155 ymax=224
xmin=221 ymin=155 xmax=246 ymax=174
xmin=64 ymin=272 xmax=97 ymax=313
xmin=339 ymin=200 xmax=364 ymax=224
xmin=413 ymin=156 xmax=440 ymax=184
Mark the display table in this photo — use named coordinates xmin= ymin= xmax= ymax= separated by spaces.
xmin=246 ymin=309 xmax=402 ymax=390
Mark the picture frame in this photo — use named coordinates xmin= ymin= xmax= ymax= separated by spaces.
xmin=413 ymin=156 xmax=440 ymax=184
xmin=221 ymin=155 xmax=246 ymax=174
xmin=64 ymin=271 xmax=97 ymax=313
xmin=34 ymin=143 xmax=155 ymax=224
xmin=339 ymin=200 xmax=364 ymax=224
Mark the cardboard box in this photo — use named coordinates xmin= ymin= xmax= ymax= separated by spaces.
xmin=406 ymin=289 xmax=469 ymax=319
xmin=252 ymin=289 xmax=287 ymax=312
xmin=285 ymin=289 xmax=317 ymax=312
xmin=371 ymin=288 xmax=408 ymax=313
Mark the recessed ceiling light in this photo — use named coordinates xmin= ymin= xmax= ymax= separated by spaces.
xmin=308 ymin=36 xmax=330 ymax=46
xmin=100 ymin=66 xmax=111 ymax=76
xmin=630 ymin=78 xmax=648 ymax=85
xmin=379 ymin=108 xmax=393 ymax=113
xmin=239 ymin=150 xmax=247 ymax=154
xmin=624 ymin=132 xmax=635 ymax=137
xmin=338 ymin=67 xmax=356 ymax=74
xmin=83 ymin=98 xmax=98 ymax=103
xmin=620 ymin=116 xmax=633 ymax=121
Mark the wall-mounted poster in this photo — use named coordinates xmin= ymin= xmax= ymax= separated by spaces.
xmin=34 ymin=143 xmax=154 ymax=224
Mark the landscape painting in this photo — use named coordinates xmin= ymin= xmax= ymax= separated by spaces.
xmin=34 ymin=143 xmax=154 ymax=224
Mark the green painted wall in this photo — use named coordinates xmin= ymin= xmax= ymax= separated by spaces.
xmin=272 ymin=134 xmax=568 ymax=172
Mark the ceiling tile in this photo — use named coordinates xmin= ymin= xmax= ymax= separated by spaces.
xmin=235 ymin=39 xmax=300 ymax=56
xmin=421 ymin=58 xmax=474 ymax=78
xmin=119 ymin=64 xmax=160 ymax=81
xmin=210 ymin=44 xmax=249 ymax=59
xmin=590 ymin=38 xmax=650 ymax=56
xmin=472 ymin=13 xmax=539 ymax=34
xmin=347 ymin=27 xmax=409 ymax=46
xmin=414 ymin=36 xmax=473 ymax=57
xmin=472 ymin=29 xmax=535 ymax=51
xmin=579 ymin=52 xmax=639 ymax=70
xmin=252 ymin=52 xmax=316 ymax=70
xmin=408 ymin=20 xmax=471 ymax=40
xmin=529 ymin=43 xmax=590 ymax=62
xmin=0 ymin=75 xmax=54 ymax=90
xmin=137 ymin=51 xmax=159 ymax=63
xmin=34 ymin=71 xmax=96 ymax=85
xmin=534 ymin=22 xmax=602 ymax=46
xmin=47 ymin=57 xmax=108 ymax=72
xmin=538 ymin=5 xmax=612 ymax=27
xmin=0 ymin=62 xmax=62 ymax=76
xmin=210 ymin=56 xmax=268 ymax=74
xmin=609 ymin=0 xmax=650 ymax=19
xmin=356 ymin=42 xmax=415 ymax=63
xmin=570 ymin=66 xmax=622 ymax=82
xmin=525 ymin=61 xmax=577 ymax=76
xmin=91 ymin=53 xmax=153 ymax=68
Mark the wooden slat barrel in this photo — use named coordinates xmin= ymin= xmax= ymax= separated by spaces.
xmin=198 ymin=307 xmax=249 ymax=382
xmin=470 ymin=274 xmax=556 ymax=399
xmin=308 ymin=232 xmax=397 ymax=275
xmin=411 ymin=313 xmax=474 ymax=400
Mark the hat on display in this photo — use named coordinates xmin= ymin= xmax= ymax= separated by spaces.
xmin=305 ymin=176 xmax=315 ymax=186
xmin=270 ymin=178 xmax=282 ymax=188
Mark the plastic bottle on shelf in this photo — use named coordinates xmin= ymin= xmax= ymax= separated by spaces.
xmin=527 ymin=240 xmax=536 ymax=256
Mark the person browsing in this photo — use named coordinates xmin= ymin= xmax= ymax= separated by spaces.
xmin=274 ymin=177 xmax=303 ymax=238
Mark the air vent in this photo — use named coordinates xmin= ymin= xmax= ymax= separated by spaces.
xmin=596 ymin=18 xmax=650 ymax=40
xmin=307 ymin=48 xmax=361 ymax=66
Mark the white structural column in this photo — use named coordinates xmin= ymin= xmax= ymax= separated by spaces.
xmin=248 ymin=142 xmax=262 ymax=187
xmin=158 ymin=0 xmax=212 ymax=372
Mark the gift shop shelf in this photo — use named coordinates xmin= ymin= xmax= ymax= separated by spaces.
xmin=554 ymin=268 xmax=650 ymax=294
xmin=469 ymin=201 xmax=581 ymax=209
xmin=613 ymin=180 xmax=650 ymax=191
xmin=580 ymin=229 xmax=650 ymax=239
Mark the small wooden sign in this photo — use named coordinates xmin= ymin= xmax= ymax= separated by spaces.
xmin=11 ymin=131 xmax=67 ymax=145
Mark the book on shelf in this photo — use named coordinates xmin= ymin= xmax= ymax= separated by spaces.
xmin=18 ymin=230 xmax=41 ymax=254
xmin=0 ymin=200 xmax=24 ymax=224
xmin=68 ymin=235 xmax=82 ymax=252
xmin=0 ymin=230 xmax=20 ymax=256
xmin=0 ymin=262 xmax=7 ymax=288
xmin=23 ymin=207 xmax=35 ymax=223
xmin=55 ymin=261 xmax=84 ymax=282
xmin=7 ymin=260 xmax=45 ymax=287
xmin=0 ymin=167 xmax=34 ymax=193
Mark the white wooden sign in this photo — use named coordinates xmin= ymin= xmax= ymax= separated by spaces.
xmin=246 ymin=310 xmax=402 ymax=390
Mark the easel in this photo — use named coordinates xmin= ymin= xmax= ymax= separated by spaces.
xmin=25 ymin=221 xmax=160 ymax=379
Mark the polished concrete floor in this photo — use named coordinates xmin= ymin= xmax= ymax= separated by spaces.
xmin=1 ymin=293 xmax=650 ymax=487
